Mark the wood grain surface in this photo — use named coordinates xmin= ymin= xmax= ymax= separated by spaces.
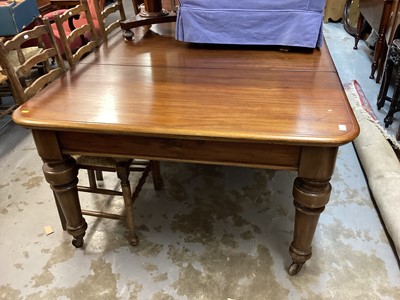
xmin=13 ymin=25 xmax=359 ymax=146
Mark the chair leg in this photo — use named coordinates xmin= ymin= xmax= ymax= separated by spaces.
xmin=384 ymin=75 xmax=400 ymax=127
xmin=87 ymin=170 xmax=98 ymax=189
xmin=353 ymin=13 xmax=364 ymax=50
xmin=151 ymin=161 xmax=164 ymax=191
xmin=116 ymin=161 xmax=139 ymax=246
xmin=53 ymin=191 xmax=67 ymax=230
xmin=397 ymin=123 xmax=400 ymax=141
xmin=95 ymin=170 xmax=103 ymax=181
xmin=377 ymin=60 xmax=393 ymax=110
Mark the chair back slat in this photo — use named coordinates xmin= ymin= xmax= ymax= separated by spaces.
xmin=66 ymin=24 xmax=93 ymax=44
xmin=53 ymin=0 xmax=99 ymax=67
xmin=93 ymin=0 xmax=128 ymax=42
xmin=4 ymin=25 xmax=48 ymax=51
xmin=58 ymin=5 xmax=88 ymax=21
xmin=16 ymin=49 xmax=58 ymax=77
xmin=24 ymin=68 xmax=65 ymax=99
xmin=71 ymin=41 xmax=98 ymax=63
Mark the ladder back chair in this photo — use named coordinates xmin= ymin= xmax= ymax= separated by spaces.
xmin=52 ymin=0 xmax=99 ymax=67
xmin=0 ymin=21 xmax=66 ymax=105
xmin=93 ymin=0 xmax=130 ymax=42
xmin=49 ymin=0 xmax=164 ymax=246
xmin=61 ymin=157 xmax=164 ymax=246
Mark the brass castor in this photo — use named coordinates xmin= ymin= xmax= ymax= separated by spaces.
xmin=288 ymin=262 xmax=304 ymax=276
xmin=72 ymin=237 xmax=84 ymax=248
xmin=129 ymin=234 xmax=139 ymax=246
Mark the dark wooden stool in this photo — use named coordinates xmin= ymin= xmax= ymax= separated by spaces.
xmin=377 ymin=39 xmax=400 ymax=140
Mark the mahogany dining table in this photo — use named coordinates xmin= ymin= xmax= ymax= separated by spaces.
xmin=12 ymin=25 xmax=359 ymax=275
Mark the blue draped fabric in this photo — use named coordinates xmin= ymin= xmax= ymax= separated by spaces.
xmin=176 ymin=0 xmax=326 ymax=48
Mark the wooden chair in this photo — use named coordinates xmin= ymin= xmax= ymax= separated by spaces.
xmin=0 ymin=72 xmax=14 ymax=123
xmin=61 ymin=157 xmax=164 ymax=246
xmin=0 ymin=21 xmax=65 ymax=107
xmin=52 ymin=0 xmax=99 ymax=67
xmin=93 ymin=0 xmax=130 ymax=42
xmin=50 ymin=0 xmax=164 ymax=246
xmin=0 ymin=18 xmax=52 ymax=123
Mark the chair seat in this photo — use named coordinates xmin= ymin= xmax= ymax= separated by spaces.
xmin=8 ymin=47 xmax=43 ymax=70
xmin=74 ymin=155 xmax=133 ymax=169
xmin=0 ymin=73 xmax=7 ymax=85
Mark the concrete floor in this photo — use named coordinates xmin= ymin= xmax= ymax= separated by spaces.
xmin=1 ymin=14 xmax=400 ymax=300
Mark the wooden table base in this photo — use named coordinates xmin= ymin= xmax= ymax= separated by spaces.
xmin=33 ymin=128 xmax=339 ymax=276
xmin=120 ymin=0 xmax=176 ymax=40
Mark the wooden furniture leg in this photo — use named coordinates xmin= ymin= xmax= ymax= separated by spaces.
xmin=354 ymin=0 xmax=393 ymax=82
xmin=384 ymin=76 xmax=400 ymax=127
xmin=288 ymin=147 xmax=338 ymax=275
xmin=32 ymin=130 xmax=87 ymax=248
xmin=377 ymin=44 xmax=396 ymax=109
xmin=142 ymin=0 xmax=165 ymax=15
xmin=151 ymin=161 xmax=164 ymax=191
xmin=53 ymin=191 xmax=67 ymax=230
xmin=397 ymin=124 xmax=400 ymax=140
xmin=43 ymin=157 xmax=88 ymax=247
xmin=115 ymin=160 xmax=138 ymax=246
xmin=353 ymin=13 xmax=364 ymax=50
xmin=354 ymin=12 xmax=386 ymax=81
xmin=376 ymin=41 xmax=388 ymax=82
xmin=372 ymin=0 xmax=393 ymax=82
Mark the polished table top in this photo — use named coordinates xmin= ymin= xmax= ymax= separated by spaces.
xmin=13 ymin=26 xmax=359 ymax=147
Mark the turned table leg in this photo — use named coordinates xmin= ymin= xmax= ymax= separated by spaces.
xmin=42 ymin=157 xmax=87 ymax=247
xmin=32 ymin=130 xmax=87 ymax=248
xmin=288 ymin=147 xmax=338 ymax=275
xmin=141 ymin=0 xmax=166 ymax=16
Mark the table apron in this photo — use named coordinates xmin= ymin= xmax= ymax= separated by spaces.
xmin=54 ymin=131 xmax=301 ymax=170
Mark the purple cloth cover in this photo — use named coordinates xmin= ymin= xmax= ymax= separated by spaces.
xmin=176 ymin=0 xmax=327 ymax=48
